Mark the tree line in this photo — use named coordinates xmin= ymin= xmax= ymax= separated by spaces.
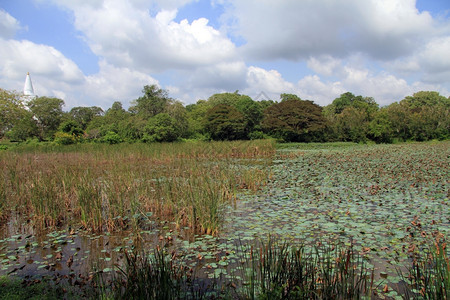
xmin=0 ymin=85 xmax=448 ymax=145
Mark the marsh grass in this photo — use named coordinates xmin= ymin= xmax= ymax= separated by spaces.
xmin=0 ymin=140 xmax=275 ymax=234
xmin=103 ymin=238 xmax=373 ymax=299
xmin=235 ymin=239 xmax=372 ymax=299
xmin=404 ymin=240 xmax=450 ymax=299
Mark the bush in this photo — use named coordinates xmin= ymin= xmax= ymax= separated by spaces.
xmin=248 ymin=130 xmax=266 ymax=140
xmin=102 ymin=131 xmax=122 ymax=144
xmin=142 ymin=113 xmax=179 ymax=143
xmin=53 ymin=132 xmax=76 ymax=145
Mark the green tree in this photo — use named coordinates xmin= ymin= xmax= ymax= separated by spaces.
xmin=326 ymin=92 xmax=379 ymax=120
xmin=280 ymin=93 xmax=302 ymax=102
xmin=334 ymin=107 xmax=368 ymax=142
xmin=5 ymin=110 xmax=38 ymax=141
xmin=143 ymin=113 xmax=179 ymax=142
xmin=204 ymin=104 xmax=247 ymax=140
xmin=166 ymin=101 xmax=189 ymax=138
xmin=69 ymin=106 xmax=103 ymax=130
xmin=235 ymin=96 xmax=263 ymax=132
xmin=130 ymin=85 xmax=172 ymax=119
xmin=400 ymin=91 xmax=449 ymax=141
xmin=262 ymin=99 xmax=326 ymax=142
xmin=369 ymin=109 xmax=393 ymax=143
xmin=207 ymin=91 xmax=241 ymax=107
xmin=27 ymin=96 xmax=65 ymax=140
xmin=382 ymin=102 xmax=411 ymax=141
xmin=86 ymin=101 xmax=130 ymax=141
xmin=58 ymin=120 xmax=84 ymax=137
xmin=186 ymin=100 xmax=211 ymax=138
xmin=0 ymin=89 xmax=30 ymax=139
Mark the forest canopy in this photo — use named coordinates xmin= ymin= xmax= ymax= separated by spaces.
xmin=0 ymin=85 xmax=448 ymax=144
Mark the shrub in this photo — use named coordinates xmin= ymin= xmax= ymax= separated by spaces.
xmin=102 ymin=131 xmax=122 ymax=144
xmin=54 ymin=132 xmax=76 ymax=145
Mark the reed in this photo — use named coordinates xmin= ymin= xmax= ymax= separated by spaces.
xmin=235 ymin=238 xmax=372 ymax=299
xmin=404 ymin=239 xmax=449 ymax=299
xmin=102 ymin=237 xmax=373 ymax=299
xmin=0 ymin=140 xmax=275 ymax=234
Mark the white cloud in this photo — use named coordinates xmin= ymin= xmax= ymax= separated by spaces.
xmin=2 ymin=0 xmax=448 ymax=110
xmin=225 ymin=0 xmax=436 ymax=60
xmin=53 ymin=0 xmax=237 ymax=73
xmin=307 ymin=56 xmax=342 ymax=77
xmin=0 ymin=10 xmax=21 ymax=39
xmin=296 ymin=75 xmax=345 ymax=106
xmin=84 ymin=60 xmax=159 ymax=108
xmin=0 ymin=38 xmax=84 ymax=84
xmin=245 ymin=66 xmax=294 ymax=97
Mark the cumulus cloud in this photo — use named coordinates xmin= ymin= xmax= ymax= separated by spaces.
xmin=84 ymin=60 xmax=159 ymax=108
xmin=225 ymin=0 xmax=435 ymax=61
xmin=307 ymin=56 xmax=342 ymax=77
xmin=0 ymin=10 xmax=21 ymax=39
xmin=52 ymin=0 xmax=237 ymax=73
xmin=0 ymin=38 xmax=84 ymax=84
xmin=2 ymin=0 xmax=448 ymax=110
xmin=296 ymin=75 xmax=346 ymax=106
xmin=245 ymin=66 xmax=295 ymax=97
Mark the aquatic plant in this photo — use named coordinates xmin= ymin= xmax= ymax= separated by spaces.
xmin=404 ymin=239 xmax=449 ymax=299
xmin=0 ymin=140 xmax=275 ymax=234
xmin=235 ymin=238 xmax=372 ymax=299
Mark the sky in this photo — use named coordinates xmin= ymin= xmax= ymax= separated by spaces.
xmin=0 ymin=0 xmax=449 ymax=110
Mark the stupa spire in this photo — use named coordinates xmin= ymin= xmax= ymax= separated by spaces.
xmin=23 ymin=72 xmax=35 ymax=97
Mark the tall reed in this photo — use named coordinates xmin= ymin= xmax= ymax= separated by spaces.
xmin=0 ymin=140 xmax=275 ymax=234
xmin=102 ymin=237 xmax=373 ymax=299
xmin=235 ymin=239 xmax=372 ymax=299
xmin=404 ymin=239 xmax=449 ymax=299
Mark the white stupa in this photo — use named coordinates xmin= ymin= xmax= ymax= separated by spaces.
xmin=22 ymin=72 xmax=36 ymax=104
xmin=24 ymin=72 xmax=35 ymax=96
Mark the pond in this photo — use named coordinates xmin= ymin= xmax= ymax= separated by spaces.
xmin=0 ymin=142 xmax=448 ymax=298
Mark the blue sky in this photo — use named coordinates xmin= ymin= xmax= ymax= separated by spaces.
xmin=0 ymin=0 xmax=449 ymax=109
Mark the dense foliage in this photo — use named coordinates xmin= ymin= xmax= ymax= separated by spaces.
xmin=0 ymin=86 xmax=448 ymax=144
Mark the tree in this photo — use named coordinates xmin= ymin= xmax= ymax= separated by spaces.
xmin=86 ymin=101 xmax=130 ymax=140
xmin=280 ymin=93 xmax=302 ymax=102
xmin=369 ymin=109 xmax=393 ymax=143
xmin=69 ymin=106 xmax=103 ymax=130
xmin=27 ymin=96 xmax=65 ymax=140
xmin=324 ymin=92 xmax=379 ymax=142
xmin=5 ymin=110 xmax=38 ymax=141
xmin=400 ymin=91 xmax=449 ymax=141
xmin=130 ymin=85 xmax=172 ymax=119
xmin=326 ymin=92 xmax=379 ymax=120
xmin=143 ymin=113 xmax=179 ymax=142
xmin=402 ymin=91 xmax=449 ymax=109
xmin=382 ymin=102 xmax=411 ymax=141
xmin=166 ymin=101 xmax=189 ymax=138
xmin=207 ymin=91 xmax=241 ymax=107
xmin=204 ymin=104 xmax=247 ymax=140
xmin=335 ymin=107 xmax=368 ymax=142
xmin=235 ymin=96 xmax=263 ymax=131
xmin=0 ymin=89 xmax=31 ymax=139
xmin=262 ymin=99 xmax=326 ymax=142
xmin=186 ymin=100 xmax=211 ymax=138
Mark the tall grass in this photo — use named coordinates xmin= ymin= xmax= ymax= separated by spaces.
xmin=102 ymin=238 xmax=373 ymax=299
xmin=404 ymin=240 xmax=449 ymax=299
xmin=0 ymin=140 xmax=275 ymax=234
xmin=236 ymin=239 xmax=372 ymax=299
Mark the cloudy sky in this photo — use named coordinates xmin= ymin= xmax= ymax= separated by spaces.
xmin=1 ymin=0 xmax=449 ymax=110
